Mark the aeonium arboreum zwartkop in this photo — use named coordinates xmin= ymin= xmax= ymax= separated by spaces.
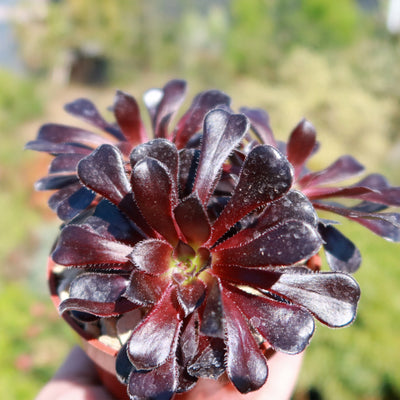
xmin=27 ymin=80 xmax=400 ymax=400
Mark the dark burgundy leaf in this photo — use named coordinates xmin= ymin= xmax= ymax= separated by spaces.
xmin=319 ymin=223 xmax=362 ymax=273
xmin=128 ymin=239 xmax=172 ymax=275
xmin=116 ymin=343 xmax=135 ymax=385
xmin=351 ymin=173 xmax=400 ymax=206
xmin=240 ymin=107 xmax=276 ymax=146
xmin=212 ymin=264 xmax=282 ymax=289
xmin=118 ymin=194 xmax=157 ymax=239
xmin=123 ymin=270 xmax=168 ymax=305
xmin=187 ymin=337 xmax=225 ymax=380
xmin=50 ymin=185 xmax=96 ymax=221
xmin=352 ymin=201 xmax=387 ymax=213
xmin=77 ymin=144 xmax=131 ymax=205
xmin=64 ymin=98 xmax=125 ymax=141
xmin=34 ymin=175 xmax=79 ymax=191
xmin=356 ymin=173 xmax=391 ymax=190
xmin=213 ymin=220 xmax=322 ymax=267
xmin=174 ymin=89 xmax=231 ymax=149
xmin=131 ymin=158 xmax=179 ymax=245
xmin=178 ymin=312 xmax=199 ymax=366
xmin=52 ymin=225 xmax=133 ymax=267
xmin=286 ymin=119 xmax=317 ymax=177
xmin=256 ymin=190 xmax=318 ymax=229
xmin=176 ymin=367 xmax=198 ymax=394
xmin=59 ymin=273 xmax=135 ymax=316
xmin=304 ymin=186 xmax=378 ymax=201
xmin=175 ymin=278 xmax=206 ymax=316
xmin=127 ymin=286 xmax=181 ymax=370
xmin=178 ymin=149 xmax=200 ymax=198
xmin=152 ymin=79 xmax=187 ymax=139
xmin=174 ymin=194 xmax=211 ymax=246
xmin=222 ymin=292 xmax=268 ymax=393
xmin=69 ymin=272 xmax=127 ymax=301
xmin=60 ymin=296 xmax=136 ymax=317
xmin=83 ymin=199 xmax=145 ymax=244
xmin=208 ymin=145 xmax=293 ymax=245
xmin=49 ymin=154 xmax=84 ymax=173
xmin=113 ymin=90 xmax=148 ymax=146
xmin=298 ymin=155 xmax=365 ymax=188
xmin=315 ymin=202 xmax=400 ymax=242
xmin=128 ymin=356 xmax=178 ymax=400
xmin=173 ymin=241 xmax=196 ymax=261
xmin=130 ymin=139 xmax=179 ymax=181
xmin=193 ymin=109 xmax=249 ymax=206
xmin=270 ymin=268 xmax=360 ymax=327
xmin=25 ymin=139 xmax=93 ymax=155
xmin=36 ymin=123 xmax=112 ymax=146
xmin=223 ymin=284 xmax=314 ymax=354
xmin=200 ymin=277 xmax=224 ymax=338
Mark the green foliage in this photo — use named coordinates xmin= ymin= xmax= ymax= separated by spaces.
xmin=0 ymin=283 xmax=76 ymax=400
xmin=225 ymin=47 xmax=395 ymax=171
xmin=275 ymin=0 xmax=361 ymax=49
xmin=226 ymin=0 xmax=274 ymax=74
xmin=0 ymin=69 xmax=42 ymax=134
xmin=0 ymin=70 xmax=43 ymax=264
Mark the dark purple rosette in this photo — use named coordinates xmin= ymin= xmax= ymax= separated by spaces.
xmin=26 ymin=79 xmax=230 ymax=221
xmin=49 ymin=107 xmax=360 ymax=399
xmin=243 ymin=109 xmax=400 ymax=273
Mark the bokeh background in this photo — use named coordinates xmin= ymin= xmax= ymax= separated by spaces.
xmin=0 ymin=0 xmax=400 ymax=399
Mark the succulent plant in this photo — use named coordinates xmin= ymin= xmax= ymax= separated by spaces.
xmin=242 ymin=109 xmax=400 ymax=273
xmin=28 ymin=80 xmax=399 ymax=400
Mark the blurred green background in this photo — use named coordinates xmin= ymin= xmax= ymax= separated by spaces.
xmin=0 ymin=0 xmax=399 ymax=399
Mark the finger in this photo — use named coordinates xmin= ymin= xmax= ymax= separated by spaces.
xmin=53 ymin=346 xmax=100 ymax=384
xmin=35 ymin=346 xmax=116 ymax=400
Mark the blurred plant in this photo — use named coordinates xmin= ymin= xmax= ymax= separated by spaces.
xmin=0 ymin=69 xmax=43 ymax=268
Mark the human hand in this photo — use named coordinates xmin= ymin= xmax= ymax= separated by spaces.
xmin=35 ymin=346 xmax=114 ymax=400
xmin=36 ymin=346 xmax=303 ymax=400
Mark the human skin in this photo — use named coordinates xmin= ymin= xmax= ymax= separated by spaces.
xmin=35 ymin=346 xmax=303 ymax=400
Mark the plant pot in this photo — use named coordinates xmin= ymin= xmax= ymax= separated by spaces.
xmin=47 ymin=258 xmax=129 ymax=400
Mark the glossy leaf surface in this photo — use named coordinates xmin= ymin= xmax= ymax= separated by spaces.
xmin=298 ymin=155 xmax=365 ymax=188
xmin=213 ymin=220 xmax=322 ymax=267
xmin=128 ymin=356 xmax=178 ymax=400
xmin=114 ymin=90 xmax=147 ymax=145
xmin=240 ymin=107 xmax=276 ymax=146
xmin=78 ymin=144 xmax=130 ymax=205
xmin=319 ymin=223 xmax=361 ymax=273
xmin=128 ymin=287 xmax=181 ymax=370
xmin=124 ymin=270 xmax=168 ymax=305
xmin=224 ymin=284 xmax=314 ymax=354
xmin=131 ymin=158 xmax=179 ymax=245
xmin=209 ymin=145 xmax=293 ymax=244
xmin=193 ymin=109 xmax=249 ymax=205
xmin=270 ymin=268 xmax=360 ymax=327
xmin=174 ymin=194 xmax=211 ymax=245
xmin=174 ymin=89 xmax=231 ymax=149
xmin=130 ymin=139 xmax=179 ymax=180
xmin=286 ymin=119 xmax=317 ymax=177
xmin=52 ymin=225 xmax=132 ymax=267
xmin=128 ymin=239 xmax=172 ymax=275
xmin=223 ymin=292 xmax=268 ymax=393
